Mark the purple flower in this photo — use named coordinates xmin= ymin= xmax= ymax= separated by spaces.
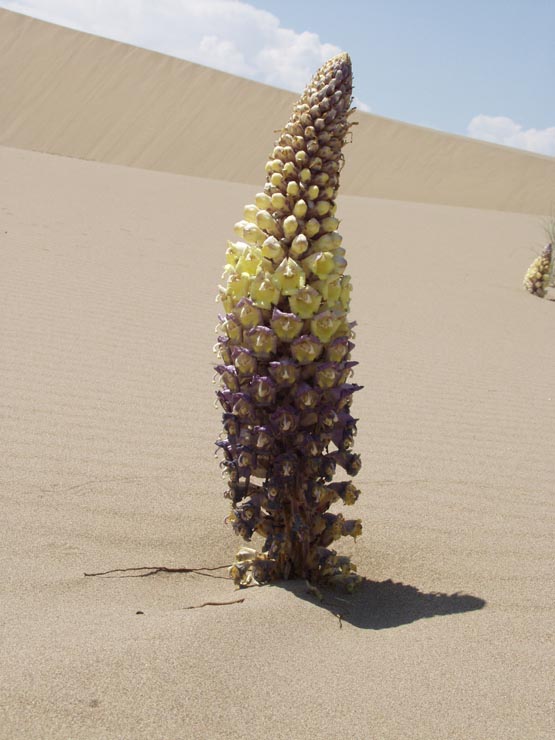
xmin=290 ymin=334 xmax=323 ymax=365
xmin=325 ymin=337 xmax=354 ymax=362
xmin=294 ymin=432 xmax=324 ymax=457
xmin=216 ymin=338 xmax=233 ymax=364
xmin=270 ymin=308 xmax=304 ymax=342
xmin=327 ymin=450 xmax=362 ymax=476
xmin=215 ymin=364 xmax=239 ymax=392
xmin=221 ymin=313 xmax=243 ymax=343
xmin=236 ymin=447 xmax=256 ymax=477
xmin=245 ymin=326 xmax=278 ymax=358
xmin=234 ymin=297 xmax=263 ymax=329
xmin=273 ymin=452 xmax=298 ymax=480
xmin=253 ymin=426 xmax=275 ymax=451
xmin=268 ymin=359 xmax=301 ymax=387
xmin=222 ymin=413 xmax=240 ymax=439
xmin=337 ymin=361 xmax=358 ymax=385
xmin=232 ymin=346 xmax=258 ymax=376
xmin=232 ymin=393 xmax=257 ymax=422
xmin=293 ymin=382 xmax=321 ymax=411
xmin=271 ymin=406 xmax=300 ymax=435
xmin=314 ymin=361 xmax=341 ymax=389
xmin=249 ymin=375 xmax=277 ymax=406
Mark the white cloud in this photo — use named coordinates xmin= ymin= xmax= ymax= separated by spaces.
xmin=353 ymin=97 xmax=371 ymax=113
xmin=1 ymin=0 xmax=354 ymax=95
xmin=467 ymin=114 xmax=555 ymax=157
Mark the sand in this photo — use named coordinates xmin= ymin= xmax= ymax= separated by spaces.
xmin=2 ymin=8 xmax=555 ymax=214
xmin=1 ymin=9 xmax=554 ymax=740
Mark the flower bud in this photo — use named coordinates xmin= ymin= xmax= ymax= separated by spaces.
xmin=255 ymin=209 xmax=278 ymax=237
xmin=271 ymin=192 xmax=286 ymax=210
xmin=306 ymin=186 xmax=318 ymax=201
xmin=243 ymin=204 xmax=259 ymax=223
xmin=242 ymin=223 xmax=267 ymax=246
xmin=303 ymin=218 xmax=321 ymax=238
xmin=255 ymin=192 xmax=272 ymax=210
xmin=261 ymin=235 xmax=285 ymax=262
xmin=286 ymin=181 xmax=300 ymax=197
xmin=290 ymin=233 xmax=309 ymax=258
xmin=314 ymin=200 xmax=331 ymax=216
xmin=283 ymin=215 xmax=299 ymax=239
xmin=293 ymin=199 xmax=308 ymax=219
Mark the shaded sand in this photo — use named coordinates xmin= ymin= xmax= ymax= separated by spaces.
xmin=2 ymin=7 xmax=555 ymax=214
xmin=1 ymin=144 xmax=554 ymax=740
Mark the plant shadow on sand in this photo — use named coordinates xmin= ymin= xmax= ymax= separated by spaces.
xmin=275 ymin=578 xmax=486 ymax=630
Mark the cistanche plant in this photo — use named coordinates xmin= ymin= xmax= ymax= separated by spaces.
xmin=523 ymin=242 xmax=553 ymax=298
xmin=214 ymin=53 xmax=363 ymax=591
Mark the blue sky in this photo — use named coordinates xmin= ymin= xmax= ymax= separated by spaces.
xmin=2 ymin=0 xmax=554 ymax=155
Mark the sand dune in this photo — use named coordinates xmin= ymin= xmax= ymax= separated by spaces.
xmin=2 ymin=143 xmax=554 ymax=739
xmin=1 ymin=7 xmax=555 ymax=214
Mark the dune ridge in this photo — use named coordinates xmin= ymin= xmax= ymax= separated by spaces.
xmin=1 ymin=7 xmax=555 ymax=215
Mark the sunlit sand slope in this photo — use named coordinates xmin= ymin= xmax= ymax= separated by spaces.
xmin=1 ymin=145 xmax=553 ymax=740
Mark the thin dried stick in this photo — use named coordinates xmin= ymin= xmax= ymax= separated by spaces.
xmin=181 ymin=598 xmax=246 ymax=610
xmin=84 ymin=564 xmax=231 ymax=578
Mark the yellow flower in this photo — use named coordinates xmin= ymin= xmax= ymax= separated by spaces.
xmin=290 ymin=335 xmax=323 ymax=364
xmin=271 ymin=257 xmax=305 ymax=296
xmin=314 ymin=275 xmax=342 ymax=306
xmin=302 ymin=251 xmax=336 ymax=279
xmin=226 ymin=272 xmax=251 ymax=301
xmin=310 ymin=310 xmax=343 ymax=343
xmin=288 ymin=285 xmax=322 ymax=319
xmin=236 ymin=247 xmax=263 ymax=276
xmin=234 ymin=298 xmax=263 ymax=329
xmin=250 ymin=270 xmax=280 ymax=309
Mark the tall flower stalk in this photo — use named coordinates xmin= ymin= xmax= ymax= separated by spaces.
xmin=214 ymin=53 xmax=362 ymax=590
xmin=523 ymin=243 xmax=553 ymax=298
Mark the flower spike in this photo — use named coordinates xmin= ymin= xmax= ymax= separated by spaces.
xmin=214 ymin=52 xmax=363 ymax=590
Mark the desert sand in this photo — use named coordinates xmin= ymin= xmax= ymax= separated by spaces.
xmin=1 ymin=9 xmax=554 ymax=740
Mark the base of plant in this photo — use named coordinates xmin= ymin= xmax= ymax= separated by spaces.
xmin=229 ymin=545 xmax=363 ymax=592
